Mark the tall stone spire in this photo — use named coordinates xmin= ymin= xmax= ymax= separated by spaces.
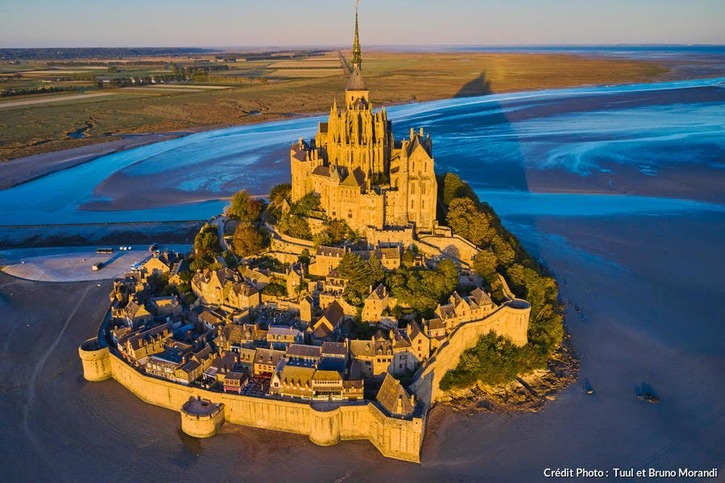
xmin=346 ymin=0 xmax=367 ymax=93
xmin=352 ymin=0 xmax=362 ymax=68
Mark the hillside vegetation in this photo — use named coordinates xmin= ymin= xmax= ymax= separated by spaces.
xmin=438 ymin=173 xmax=564 ymax=390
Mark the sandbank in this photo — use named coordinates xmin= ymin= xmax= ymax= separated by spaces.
xmin=1 ymin=209 xmax=722 ymax=481
xmin=0 ymin=133 xmax=186 ymax=190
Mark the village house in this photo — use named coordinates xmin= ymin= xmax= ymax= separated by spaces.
xmin=285 ymin=344 xmax=322 ymax=367
xmin=375 ymin=373 xmax=417 ymax=418
xmin=140 ymin=251 xmax=181 ymax=280
xmin=115 ymin=298 xmax=153 ymax=328
xmin=253 ymin=348 xmax=286 ymax=377
xmin=148 ymin=296 xmax=183 ymax=318
xmin=362 ymin=283 xmax=397 ymax=323
xmin=267 ymin=326 xmax=304 ymax=348
xmin=240 ymin=266 xmax=272 ymax=289
xmin=322 ymin=269 xmax=347 ymax=295
xmin=223 ymin=371 xmax=247 ymax=394
xmin=308 ymin=246 xmax=348 ymax=277
xmin=434 ymin=287 xmax=497 ymax=332
xmin=270 ymin=360 xmax=363 ymax=401
xmin=118 ymin=322 xmax=171 ymax=362
xmin=203 ymin=352 xmax=239 ymax=384
xmin=376 ymin=246 xmax=402 ymax=270
xmin=191 ymin=267 xmax=262 ymax=311
xmin=286 ymin=263 xmax=306 ymax=296
xmin=300 ymin=295 xmax=314 ymax=323
xmin=321 ymin=341 xmax=348 ymax=360
xmin=308 ymin=301 xmax=346 ymax=342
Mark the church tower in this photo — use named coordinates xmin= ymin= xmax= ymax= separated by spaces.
xmin=318 ymin=0 xmax=392 ymax=184
xmin=289 ymin=1 xmax=438 ymax=234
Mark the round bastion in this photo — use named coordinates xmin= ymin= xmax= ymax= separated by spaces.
xmin=180 ymin=397 xmax=225 ymax=438
xmin=308 ymin=403 xmax=342 ymax=446
xmin=78 ymin=338 xmax=112 ymax=382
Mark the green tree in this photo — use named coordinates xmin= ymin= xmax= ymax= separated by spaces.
xmin=473 ymin=250 xmax=498 ymax=277
xmin=437 ymin=259 xmax=459 ymax=294
xmin=337 ymin=253 xmax=384 ymax=306
xmin=279 ymin=213 xmax=311 ymax=240
xmin=446 ymin=197 xmax=495 ymax=246
xmin=194 ymin=224 xmax=221 ymax=258
xmin=298 ymin=248 xmax=311 ymax=265
xmin=441 ymin=172 xmax=479 ymax=206
xmin=492 ymin=235 xmax=516 ymax=267
xmin=228 ymin=190 xmax=264 ymax=223
xmin=292 ymin=192 xmax=321 ymax=216
xmin=232 ymin=222 xmax=265 ymax=257
xmin=269 ymin=183 xmax=291 ymax=206
xmin=314 ymin=219 xmax=356 ymax=246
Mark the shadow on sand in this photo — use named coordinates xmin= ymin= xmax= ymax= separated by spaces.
xmin=453 ymin=72 xmax=493 ymax=98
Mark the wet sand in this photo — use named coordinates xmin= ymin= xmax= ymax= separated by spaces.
xmin=1 ymin=210 xmax=722 ymax=481
xmin=0 ymin=133 xmax=185 ymax=190
xmin=0 ymin=244 xmax=191 ymax=282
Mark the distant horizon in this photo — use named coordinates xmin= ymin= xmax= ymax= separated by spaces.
xmin=3 ymin=43 xmax=725 ymax=51
xmin=2 ymin=0 xmax=724 ymax=48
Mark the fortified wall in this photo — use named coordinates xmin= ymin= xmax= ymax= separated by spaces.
xmin=79 ymin=340 xmax=425 ymax=463
xmin=410 ymin=299 xmax=531 ymax=404
xmin=417 ymin=234 xmax=479 ymax=266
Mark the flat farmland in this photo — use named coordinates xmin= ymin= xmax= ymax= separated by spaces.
xmin=0 ymin=50 xmax=669 ymax=161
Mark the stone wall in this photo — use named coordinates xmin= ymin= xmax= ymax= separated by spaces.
xmin=78 ymin=339 xmax=112 ymax=381
xmin=367 ymin=225 xmax=414 ymax=247
xmin=418 ymin=234 xmax=479 ymax=266
xmin=409 ymin=301 xmax=530 ymax=404
xmin=79 ymin=342 xmax=423 ymax=463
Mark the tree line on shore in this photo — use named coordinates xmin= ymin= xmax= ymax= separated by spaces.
xmin=437 ymin=173 xmax=564 ymax=389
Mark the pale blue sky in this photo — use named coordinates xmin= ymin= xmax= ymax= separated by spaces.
xmin=1 ymin=0 xmax=724 ymax=48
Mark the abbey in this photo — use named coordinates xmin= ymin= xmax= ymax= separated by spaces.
xmin=79 ymin=3 xmax=538 ymax=464
xmin=290 ymin=10 xmax=437 ymax=234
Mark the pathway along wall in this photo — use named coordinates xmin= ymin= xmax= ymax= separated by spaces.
xmin=79 ymin=339 xmax=424 ymax=463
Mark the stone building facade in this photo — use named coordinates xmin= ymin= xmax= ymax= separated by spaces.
xmin=289 ymin=14 xmax=437 ymax=235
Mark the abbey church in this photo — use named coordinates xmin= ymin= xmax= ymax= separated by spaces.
xmin=290 ymin=7 xmax=438 ymax=234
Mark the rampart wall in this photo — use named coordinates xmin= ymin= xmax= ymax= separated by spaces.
xmin=410 ymin=301 xmax=530 ymax=404
xmin=418 ymin=234 xmax=479 ymax=265
xmin=79 ymin=341 xmax=423 ymax=462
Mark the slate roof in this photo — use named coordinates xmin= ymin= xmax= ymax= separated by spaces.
xmin=286 ymin=344 xmax=322 ymax=359
xmin=321 ymin=341 xmax=347 ymax=357
xmin=376 ymin=373 xmax=415 ymax=417
xmin=317 ymin=246 xmax=347 ymax=258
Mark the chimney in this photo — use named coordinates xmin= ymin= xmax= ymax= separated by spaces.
xmin=419 ymin=127 xmax=424 ymax=136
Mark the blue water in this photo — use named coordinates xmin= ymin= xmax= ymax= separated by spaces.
xmin=446 ymin=44 xmax=725 ymax=60
xmin=0 ymin=77 xmax=724 ymax=226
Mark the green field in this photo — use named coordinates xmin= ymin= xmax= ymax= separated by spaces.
xmin=0 ymin=50 xmax=668 ymax=161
